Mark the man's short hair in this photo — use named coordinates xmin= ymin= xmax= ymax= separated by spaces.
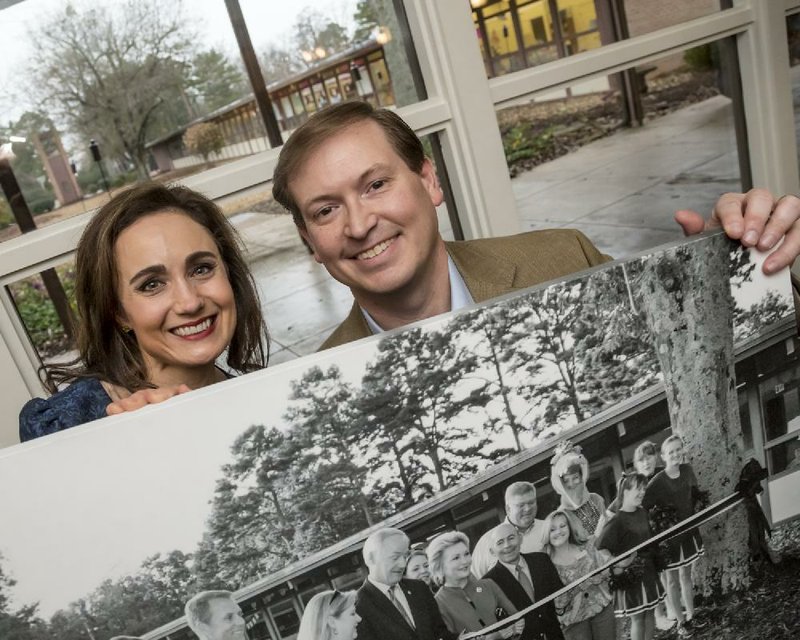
xmin=185 ymin=590 xmax=235 ymax=634
xmin=272 ymin=101 xmax=426 ymax=229
xmin=362 ymin=527 xmax=409 ymax=567
xmin=505 ymin=481 xmax=537 ymax=504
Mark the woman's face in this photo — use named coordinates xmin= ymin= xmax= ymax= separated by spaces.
xmin=622 ymin=482 xmax=646 ymax=509
xmin=114 ymin=211 xmax=236 ymax=383
xmin=548 ymin=514 xmax=570 ymax=548
xmin=441 ymin=542 xmax=472 ymax=584
xmin=405 ymin=554 xmax=431 ymax=584
xmin=329 ymin=602 xmax=361 ymax=640
xmin=634 ymin=451 xmax=658 ymax=477
xmin=662 ymin=439 xmax=684 ymax=470
xmin=561 ymin=470 xmax=583 ymax=492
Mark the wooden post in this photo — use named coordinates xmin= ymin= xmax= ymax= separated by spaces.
xmin=224 ymin=0 xmax=284 ymax=148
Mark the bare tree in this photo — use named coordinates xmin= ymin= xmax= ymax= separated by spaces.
xmin=26 ymin=1 xmax=195 ymax=179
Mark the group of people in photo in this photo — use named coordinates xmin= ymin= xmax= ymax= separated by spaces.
xmin=174 ymin=437 xmax=708 ymax=640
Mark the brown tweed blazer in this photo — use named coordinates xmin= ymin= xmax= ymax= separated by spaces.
xmin=319 ymin=228 xmax=610 ymax=350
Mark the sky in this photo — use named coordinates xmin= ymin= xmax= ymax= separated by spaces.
xmin=0 ymin=0 xmax=359 ymax=125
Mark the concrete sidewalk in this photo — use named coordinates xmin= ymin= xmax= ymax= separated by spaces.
xmin=232 ymin=95 xmax=740 ymax=363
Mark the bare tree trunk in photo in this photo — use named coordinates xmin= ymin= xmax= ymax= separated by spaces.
xmin=632 ymin=234 xmax=749 ymax=595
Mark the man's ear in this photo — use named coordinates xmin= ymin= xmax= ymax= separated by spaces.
xmin=420 ymin=158 xmax=444 ymax=207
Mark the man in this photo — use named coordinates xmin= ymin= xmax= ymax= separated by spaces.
xmin=271 ymin=101 xmax=800 ymax=349
xmin=483 ymin=523 xmax=564 ymax=640
xmin=185 ymin=590 xmax=248 ymax=640
xmin=356 ymin=527 xmax=455 ymax=640
xmin=471 ymin=481 xmax=545 ymax=577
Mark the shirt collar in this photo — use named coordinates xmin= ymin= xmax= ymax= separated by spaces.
xmin=361 ymin=255 xmax=474 ymax=334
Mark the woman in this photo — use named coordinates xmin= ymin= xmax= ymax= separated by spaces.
xmin=596 ymin=474 xmax=666 ymax=640
xmin=643 ymin=435 xmax=704 ymax=634
xmin=406 ymin=545 xmax=432 ymax=586
xmin=428 ymin=531 xmax=524 ymax=639
xmin=541 ymin=510 xmax=614 ymax=640
xmin=298 ymin=590 xmax=360 ymax=640
xmin=19 ymin=183 xmax=268 ymax=440
xmin=550 ymin=442 xmax=606 ymax=537
xmin=633 ymin=441 xmax=663 ymax=479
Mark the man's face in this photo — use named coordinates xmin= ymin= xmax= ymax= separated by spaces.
xmin=199 ymin=597 xmax=247 ymax=640
xmin=289 ymin=120 xmax=444 ymax=308
xmin=506 ymin=490 xmax=538 ymax=529
xmin=369 ymin=533 xmax=410 ymax=586
xmin=490 ymin=524 xmax=521 ymax=565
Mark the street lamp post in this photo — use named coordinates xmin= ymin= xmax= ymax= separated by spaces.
xmin=89 ymin=139 xmax=111 ymax=195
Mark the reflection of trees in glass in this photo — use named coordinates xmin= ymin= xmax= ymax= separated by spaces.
xmin=28 ymin=1 xmax=195 ymax=179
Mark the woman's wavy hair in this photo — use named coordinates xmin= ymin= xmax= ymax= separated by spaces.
xmin=297 ymin=590 xmax=357 ymax=640
xmin=43 ymin=183 xmax=268 ymax=392
xmin=426 ymin=530 xmax=470 ymax=587
xmin=540 ymin=508 xmax=590 ymax=553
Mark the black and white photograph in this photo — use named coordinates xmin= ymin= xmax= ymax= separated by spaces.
xmin=0 ymin=231 xmax=797 ymax=640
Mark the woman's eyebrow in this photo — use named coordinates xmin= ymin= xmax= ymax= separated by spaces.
xmin=129 ymin=264 xmax=166 ymax=285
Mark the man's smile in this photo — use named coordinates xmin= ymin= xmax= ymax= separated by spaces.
xmin=356 ymin=236 xmax=396 ymax=260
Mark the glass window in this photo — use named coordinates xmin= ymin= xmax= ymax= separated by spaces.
xmin=738 ymin=388 xmax=754 ymax=451
xmin=269 ymin=599 xmax=301 ymax=640
xmin=0 ymin=0 xmax=428 ymax=241
xmin=493 ymin=40 xmax=741 ymax=258
xmin=766 ymin=436 xmax=800 ymax=475
xmin=764 ymin=383 xmax=800 ymax=442
xmin=472 ymin=0 xmax=724 ymax=79
xmin=6 ymin=259 xmax=77 ymax=370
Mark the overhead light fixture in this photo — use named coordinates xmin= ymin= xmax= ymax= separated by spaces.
xmin=470 ymin=0 xmax=489 ymax=9
xmin=374 ymin=25 xmax=392 ymax=45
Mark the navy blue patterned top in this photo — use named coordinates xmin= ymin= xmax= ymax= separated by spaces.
xmin=19 ymin=377 xmax=111 ymax=442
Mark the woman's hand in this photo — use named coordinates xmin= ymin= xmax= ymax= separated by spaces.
xmin=106 ymin=384 xmax=192 ymax=415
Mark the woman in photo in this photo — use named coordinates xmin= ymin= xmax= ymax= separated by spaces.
xmin=19 ymin=183 xmax=269 ymax=440
xmin=596 ymin=474 xmax=666 ymax=640
xmin=428 ymin=531 xmax=524 ymax=639
xmin=643 ymin=435 xmax=705 ymax=633
xmin=550 ymin=442 xmax=607 ymax=537
xmin=541 ymin=509 xmax=614 ymax=640
xmin=405 ymin=544 xmax=433 ymax=587
xmin=298 ymin=590 xmax=360 ymax=640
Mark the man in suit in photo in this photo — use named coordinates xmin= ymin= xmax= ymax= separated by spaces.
xmin=471 ymin=481 xmax=547 ymax=577
xmin=185 ymin=590 xmax=248 ymax=640
xmin=483 ymin=523 xmax=564 ymax=640
xmin=271 ymin=101 xmax=800 ymax=351
xmin=356 ymin=527 xmax=455 ymax=640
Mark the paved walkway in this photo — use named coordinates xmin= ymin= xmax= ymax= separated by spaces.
xmin=233 ymin=95 xmax=741 ymax=362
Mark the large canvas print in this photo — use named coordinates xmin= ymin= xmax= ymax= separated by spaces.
xmin=0 ymin=230 xmax=797 ymax=640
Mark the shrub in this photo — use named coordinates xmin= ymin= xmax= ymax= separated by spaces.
xmin=684 ymin=44 xmax=714 ymax=70
xmin=8 ymin=263 xmax=77 ymax=357
xmin=183 ymin=122 xmax=225 ymax=164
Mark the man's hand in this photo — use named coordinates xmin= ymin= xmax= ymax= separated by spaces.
xmin=675 ymin=188 xmax=800 ymax=274
xmin=106 ymin=384 xmax=192 ymax=416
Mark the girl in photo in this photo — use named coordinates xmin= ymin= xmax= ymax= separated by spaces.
xmin=597 ymin=474 xmax=666 ymax=640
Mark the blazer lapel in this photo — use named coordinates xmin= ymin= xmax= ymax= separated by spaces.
xmin=446 ymin=241 xmax=518 ymax=303
xmin=364 ymin=580 xmax=417 ymax=634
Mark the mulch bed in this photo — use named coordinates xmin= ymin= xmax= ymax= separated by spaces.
xmin=497 ymin=69 xmax=721 ymax=178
